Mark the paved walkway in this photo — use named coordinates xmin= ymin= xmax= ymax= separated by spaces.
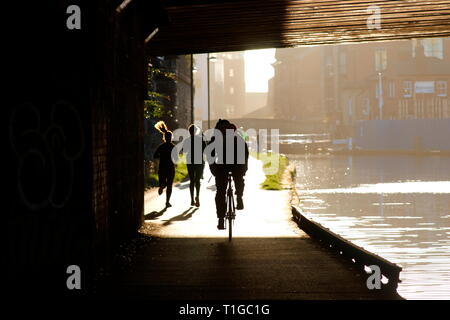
xmin=97 ymin=157 xmax=401 ymax=300
xmin=143 ymin=157 xmax=301 ymax=238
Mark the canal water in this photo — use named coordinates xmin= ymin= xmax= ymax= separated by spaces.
xmin=289 ymin=154 xmax=450 ymax=300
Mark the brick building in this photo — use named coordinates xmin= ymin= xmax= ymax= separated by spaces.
xmin=268 ymin=47 xmax=326 ymax=122
xmin=338 ymin=38 xmax=450 ymax=125
xmin=268 ymin=38 xmax=450 ymax=137
xmin=210 ymin=52 xmax=246 ymax=120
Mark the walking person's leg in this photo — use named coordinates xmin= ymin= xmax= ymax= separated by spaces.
xmin=165 ymin=168 xmax=175 ymax=207
xmin=158 ymin=170 xmax=166 ymax=195
xmin=187 ymin=164 xmax=195 ymax=206
xmin=194 ymin=164 xmax=203 ymax=207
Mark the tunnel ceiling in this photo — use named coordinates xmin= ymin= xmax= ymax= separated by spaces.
xmin=147 ymin=0 xmax=450 ymax=55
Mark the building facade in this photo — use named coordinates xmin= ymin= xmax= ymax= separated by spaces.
xmin=337 ymin=38 xmax=450 ymax=125
xmin=209 ymin=52 xmax=247 ymax=120
xmin=268 ymin=38 xmax=450 ymax=137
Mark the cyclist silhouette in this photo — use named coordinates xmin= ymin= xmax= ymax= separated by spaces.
xmin=209 ymin=119 xmax=249 ymax=230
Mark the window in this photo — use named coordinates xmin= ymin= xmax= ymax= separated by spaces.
xmin=229 ymin=69 xmax=234 ymax=77
xmin=437 ymin=81 xmax=448 ymax=97
xmin=226 ymin=104 xmax=234 ymax=116
xmin=375 ymin=48 xmax=387 ymax=72
xmin=422 ymin=38 xmax=444 ymax=59
xmin=389 ymin=81 xmax=396 ymax=98
xmin=412 ymin=38 xmax=444 ymax=59
xmin=403 ymin=81 xmax=413 ymax=98
xmin=415 ymin=81 xmax=435 ymax=94
xmin=229 ymin=87 xmax=234 ymax=95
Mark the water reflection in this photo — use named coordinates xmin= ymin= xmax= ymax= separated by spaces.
xmin=291 ymin=154 xmax=450 ymax=300
xmin=301 ymin=181 xmax=450 ymax=194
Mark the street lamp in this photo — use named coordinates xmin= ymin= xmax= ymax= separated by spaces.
xmin=190 ymin=55 xmax=194 ymax=124
xmin=207 ymin=53 xmax=217 ymax=129
xmin=378 ymin=72 xmax=384 ymax=120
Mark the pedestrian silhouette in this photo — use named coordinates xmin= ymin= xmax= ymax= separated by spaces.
xmin=154 ymin=121 xmax=176 ymax=207
xmin=182 ymin=124 xmax=206 ymax=207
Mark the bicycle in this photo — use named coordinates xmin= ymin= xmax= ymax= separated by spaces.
xmin=225 ymin=172 xmax=236 ymax=241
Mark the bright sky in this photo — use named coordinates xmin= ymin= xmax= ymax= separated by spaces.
xmin=244 ymin=49 xmax=276 ymax=93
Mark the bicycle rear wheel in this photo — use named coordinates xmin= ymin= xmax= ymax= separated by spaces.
xmin=226 ymin=173 xmax=234 ymax=242
xmin=228 ymin=214 xmax=233 ymax=241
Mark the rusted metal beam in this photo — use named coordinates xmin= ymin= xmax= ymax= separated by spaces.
xmin=147 ymin=0 xmax=450 ymax=55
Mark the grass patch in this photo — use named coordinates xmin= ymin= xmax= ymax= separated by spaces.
xmin=251 ymin=152 xmax=288 ymax=190
xmin=174 ymin=158 xmax=189 ymax=183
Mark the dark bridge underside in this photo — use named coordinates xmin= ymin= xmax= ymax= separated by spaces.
xmin=148 ymin=0 xmax=450 ymax=55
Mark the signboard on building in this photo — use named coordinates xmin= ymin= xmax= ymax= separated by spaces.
xmin=415 ymin=81 xmax=435 ymax=94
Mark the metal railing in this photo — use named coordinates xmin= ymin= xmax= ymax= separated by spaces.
xmin=292 ymin=206 xmax=402 ymax=292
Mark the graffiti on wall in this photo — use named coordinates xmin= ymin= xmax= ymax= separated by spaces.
xmin=9 ymin=101 xmax=84 ymax=211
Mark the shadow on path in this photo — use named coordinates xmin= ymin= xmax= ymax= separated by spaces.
xmin=162 ymin=207 xmax=199 ymax=226
xmin=144 ymin=207 xmax=168 ymax=220
xmin=97 ymin=237 xmax=402 ymax=300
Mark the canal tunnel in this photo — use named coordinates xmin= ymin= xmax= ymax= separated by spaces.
xmin=6 ymin=0 xmax=450 ymax=295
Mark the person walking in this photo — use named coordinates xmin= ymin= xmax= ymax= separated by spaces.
xmin=154 ymin=121 xmax=176 ymax=207
xmin=182 ymin=124 xmax=206 ymax=207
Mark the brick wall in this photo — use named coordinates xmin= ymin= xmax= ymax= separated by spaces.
xmin=90 ymin=0 xmax=148 ymax=268
xmin=6 ymin=0 xmax=153 ymax=294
